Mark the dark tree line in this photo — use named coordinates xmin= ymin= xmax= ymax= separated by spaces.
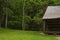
xmin=0 ymin=0 xmax=60 ymax=31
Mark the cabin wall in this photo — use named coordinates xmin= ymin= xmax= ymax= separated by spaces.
xmin=44 ymin=19 xmax=60 ymax=33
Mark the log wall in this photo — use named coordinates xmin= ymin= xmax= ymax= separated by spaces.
xmin=45 ymin=19 xmax=60 ymax=33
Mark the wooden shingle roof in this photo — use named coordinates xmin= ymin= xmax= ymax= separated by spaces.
xmin=43 ymin=6 xmax=60 ymax=19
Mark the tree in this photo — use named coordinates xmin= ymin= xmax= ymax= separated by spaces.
xmin=4 ymin=0 xmax=9 ymax=28
xmin=0 ymin=0 xmax=4 ymax=28
xmin=22 ymin=0 xmax=26 ymax=30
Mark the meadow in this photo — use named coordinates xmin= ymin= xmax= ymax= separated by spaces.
xmin=0 ymin=28 xmax=57 ymax=40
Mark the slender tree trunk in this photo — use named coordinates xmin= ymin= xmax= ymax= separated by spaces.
xmin=0 ymin=12 xmax=1 ymax=28
xmin=0 ymin=20 xmax=1 ymax=28
xmin=0 ymin=11 xmax=2 ymax=28
xmin=22 ymin=0 xmax=25 ymax=30
xmin=0 ymin=4 xmax=1 ymax=28
xmin=5 ymin=8 xmax=8 ymax=28
xmin=5 ymin=0 xmax=8 ymax=28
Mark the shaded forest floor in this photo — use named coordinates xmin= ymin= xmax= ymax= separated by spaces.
xmin=0 ymin=28 xmax=57 ymax=40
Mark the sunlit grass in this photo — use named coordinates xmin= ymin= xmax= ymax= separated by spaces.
xmin=0 ymin=28 xmax=57 ymax=40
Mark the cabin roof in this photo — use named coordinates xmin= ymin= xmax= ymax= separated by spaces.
xmin=43 ymin=6 xmax=60 ymax=19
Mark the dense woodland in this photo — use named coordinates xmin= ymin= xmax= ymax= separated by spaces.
xmin=0 ymin=0 xmax=60 ymax=31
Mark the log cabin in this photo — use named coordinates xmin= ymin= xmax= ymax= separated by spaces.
xmin=43 ymin=6 xmax=60 ymax=34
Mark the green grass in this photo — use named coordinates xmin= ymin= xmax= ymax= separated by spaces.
xmin=0 ymin=28 xmax=57 ymax=40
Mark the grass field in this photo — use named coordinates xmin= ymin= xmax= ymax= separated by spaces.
xmin=0 ymin=28 xmax=57 ymax=40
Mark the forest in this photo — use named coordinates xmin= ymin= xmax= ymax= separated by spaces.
xmin=0 ymin=0 xmax=60 ymax=31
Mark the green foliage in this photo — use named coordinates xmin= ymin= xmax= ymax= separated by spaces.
xmin=0 ymin=0 xmax=60 ymax=30
xmin=25 ymin=16 xmax=32 ymax=24
xmin=33 ymin=17 xmax=42 ymax=24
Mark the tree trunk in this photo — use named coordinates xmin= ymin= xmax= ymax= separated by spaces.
xmin=22 ymin=0 xmax=25 ymax=30
xmin=0 ymin=20 xmax=1 ymax=28
xmin=5 ymin=7 xmax=8 ymax=28
xmin=0 ymin=12 xmax=2 ymax=28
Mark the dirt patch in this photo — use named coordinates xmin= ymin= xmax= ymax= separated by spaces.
xmin=56 ymin=35 xmax=60 ymax=40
